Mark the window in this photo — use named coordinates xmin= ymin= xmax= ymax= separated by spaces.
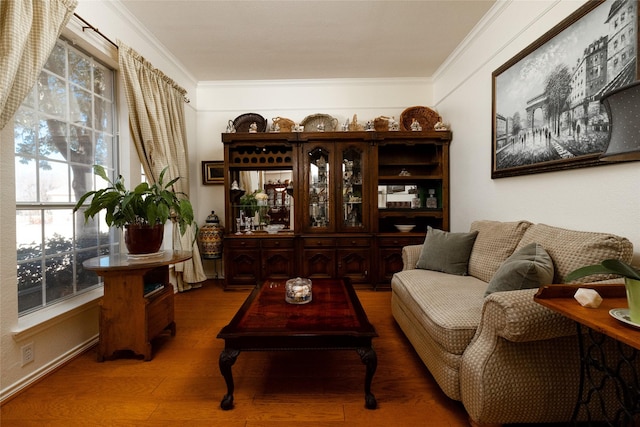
xmin=14 ymin=39 xmax=118 ymax=316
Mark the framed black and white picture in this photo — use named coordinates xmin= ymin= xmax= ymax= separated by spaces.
xmin=492 ymin=0 xmax=639 ymax=178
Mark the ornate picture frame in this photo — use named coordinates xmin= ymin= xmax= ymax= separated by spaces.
xmin=492 ymin=0 xmax=639 ymax=178
xmin=202 ymin=161 xmax=224 ymax=185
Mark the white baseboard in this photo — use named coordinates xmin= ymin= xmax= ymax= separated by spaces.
xmin=0 ymin=336 xmax=98 ymax=404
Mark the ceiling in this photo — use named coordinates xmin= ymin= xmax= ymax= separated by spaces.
xmin=118 ymin=0 xmax=496 ymax=82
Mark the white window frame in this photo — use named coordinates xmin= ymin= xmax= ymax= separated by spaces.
xmin=14 ymin=37 xmax=119 ymax=317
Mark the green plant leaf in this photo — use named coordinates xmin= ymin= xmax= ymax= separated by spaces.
xmin=93 ymin=164 xmax=110 ymax=183
xmin=133 ymin=182 xmax=150 ymax=194
xmin=602 ymin=259 xmax=640 ymax=280
xmin=179 ymin=199 xmax=194 ymax=222
xmin=165 ymin=176 xmax=180 ymax=189
xmin=565 ymin=258 xmax=640 ymax=282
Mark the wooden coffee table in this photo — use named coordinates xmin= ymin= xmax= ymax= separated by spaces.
xmin=217 ymin=278 xmax=378 ymax=410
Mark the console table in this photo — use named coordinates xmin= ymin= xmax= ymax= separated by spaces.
xmin=535 ymin=284 xmax=640 ymax=426
xmin=84 ymin=250 xmax=192 ymax=361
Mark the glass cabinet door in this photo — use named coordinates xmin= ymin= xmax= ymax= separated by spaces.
xmin=307 ymin=147 xmax=331 ymax=230
xmin=340 ymin=144 xmax=367 ymax=230
xmin=341 ymin=146 xmax=363 ymax=229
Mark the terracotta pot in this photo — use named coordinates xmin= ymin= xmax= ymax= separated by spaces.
xmin=124 ymin=224 xmax=164 ymax=254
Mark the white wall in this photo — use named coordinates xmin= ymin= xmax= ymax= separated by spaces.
xmin=434 ymin=0 xmax=640 ymax=262
xmin=0 ymin=0 xmax=199 ymax=402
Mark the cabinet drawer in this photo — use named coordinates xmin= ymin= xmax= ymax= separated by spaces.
xmin=226 ymin=238 xmax=260 ymax=249
xmin=378 ymin=236 xmax=425 ymax=247
xmin=303 ymin=238 xmax=336 ymax=247
xmin=261 ymin=238 xmax=294 ymax=248
xmin=337 ymin=237 xmax=372 ymax=247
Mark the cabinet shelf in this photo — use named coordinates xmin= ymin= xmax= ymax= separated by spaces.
xmin=378 ymin=175 xmax=442 ymax=181
xmin=379 ymin=162 xmax=439 ymax=167
xmin=378 ymin=209 xmax=443 ymax=218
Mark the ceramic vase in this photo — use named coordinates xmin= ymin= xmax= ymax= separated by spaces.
xmin=199 ymin=211 xmax=224 ymax=259
xmin=625 ymin=278 xmax=640 ymax=324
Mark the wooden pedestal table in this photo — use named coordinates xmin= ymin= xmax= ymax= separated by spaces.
xmin=84 ymin=250 xmax=192 ymax=362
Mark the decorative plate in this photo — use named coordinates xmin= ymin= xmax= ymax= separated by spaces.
xmin=609 ymin=308 xmax=640 ymax=329
xmin=300 ymin=114 xmax=339 ymax=132
xmin=233 ymin=113 xmax=267 ymax=133
xmin=399 ymin=106 xmax=441 ymax=132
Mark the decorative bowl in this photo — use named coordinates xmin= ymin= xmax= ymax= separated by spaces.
xmin=266 ymin=224 xmax=285 ymax=234
xmin=399 ymin=106 xmax=441 ymax=132
xmin=233 ymin=113 xmax=267 ymax=132
xmin=395 ymin=224 xmax=416 ymax=233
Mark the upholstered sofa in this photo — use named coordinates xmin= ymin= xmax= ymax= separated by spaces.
xmin=391 ymin=220 xmax=634 ymax=426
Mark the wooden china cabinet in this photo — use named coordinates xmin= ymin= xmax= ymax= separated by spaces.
xmin=221 ymin=130 xmax=450 ymax=290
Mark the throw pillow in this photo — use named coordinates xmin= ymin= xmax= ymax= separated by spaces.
xmin=416 ymin=226 xmax=479 ymax=275
xmin=484 ymin=242 xmax=554 ymax=296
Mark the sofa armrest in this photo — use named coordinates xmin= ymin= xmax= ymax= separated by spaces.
xmin=401 ymin=245 xmax=423 ymax=271
xmin=462 ymin=288 xmax=584 ymax=424
xmin=479 ymin=288 xmax=576 ymax=342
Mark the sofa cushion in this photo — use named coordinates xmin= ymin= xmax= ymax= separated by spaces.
xmin=517 ymin=224 xmax=634 ymax=284
xmin=468 ymin=220 xmax=532 ymax=282
xmin=416 ymin=226 xmax=478 ymax=275
xmin=484 ymin=242 xmax=554 ymax=296
xmin=392 ymin=269 xmax=486 ymax=354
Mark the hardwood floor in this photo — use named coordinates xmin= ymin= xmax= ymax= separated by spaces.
xmin=0 ymin=280 xmax=566 ymax=426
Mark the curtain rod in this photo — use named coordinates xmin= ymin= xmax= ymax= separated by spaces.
xmin=73 ymin=13 xmax=118 ymax=49
xmin=72 ymin=13 xmax=191 ymax=104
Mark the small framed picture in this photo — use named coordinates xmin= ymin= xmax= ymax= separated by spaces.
xmin=202 ymin=161 xmax=224 ymax=185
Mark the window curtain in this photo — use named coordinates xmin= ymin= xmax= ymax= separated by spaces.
xmin=0 ymin=0 xmax=77 ymax=130
xmin=118 ymin=41 xmax=206 ymax=291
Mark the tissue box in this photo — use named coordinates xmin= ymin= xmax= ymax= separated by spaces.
xmin=574 ymin=288 xmax=603 ymax=308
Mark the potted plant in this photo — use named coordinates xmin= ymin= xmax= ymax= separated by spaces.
xmin=566 ymin=259 xmax=640 ymax=323
xmin=73 ymin=165 xmax=195 ymax=254
xmin=239 ymin=190 xmax=259 ymax=217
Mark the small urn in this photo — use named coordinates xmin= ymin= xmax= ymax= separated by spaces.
xmin=198 ymin=211 xmax=224 ymax=259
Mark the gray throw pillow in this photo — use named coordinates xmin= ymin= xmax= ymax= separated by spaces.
xmin=416 ymin=226 xmax=479 ymax=275
xmin=484 ymin=242 xmax=554 ymax=296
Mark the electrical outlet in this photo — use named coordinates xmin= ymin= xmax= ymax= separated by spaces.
xmin=21 ymin=342 xmax=34 ymax=366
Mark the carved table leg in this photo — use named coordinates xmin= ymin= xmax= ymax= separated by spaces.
xmin=143 ymin=341 xmax=153 ymax=361
xmin=357 ymin=347 xmax=377 ymax=409
xmin=219 ymin=348 xmax=240 ymax=410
